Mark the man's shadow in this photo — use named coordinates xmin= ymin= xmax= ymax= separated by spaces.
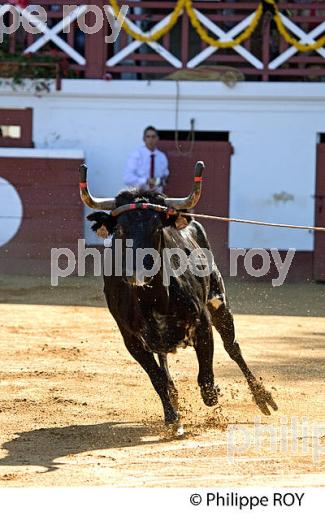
xmin=0 ymin=422 xmax=169 ymax=472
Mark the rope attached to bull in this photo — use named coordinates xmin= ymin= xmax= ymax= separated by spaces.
xmin=181 ymin=213 xmax=325 ymax=233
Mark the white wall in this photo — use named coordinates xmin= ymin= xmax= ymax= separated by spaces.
xmin=1 ymin=80 xmax=324 ymax=249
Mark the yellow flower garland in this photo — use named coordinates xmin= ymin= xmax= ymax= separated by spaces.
xmin=265 ymin=0 xmax=325 ymax=53
xmin=185 ymin=0 xmax=263 ymax=48
xmin=108 ymin=0 xmax=325 ymax=53
xmin=109 ymin=0 xmax=185 ymax=43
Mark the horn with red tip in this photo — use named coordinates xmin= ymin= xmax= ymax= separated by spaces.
xmin=165 ymin=161 xmax=205 ymax=209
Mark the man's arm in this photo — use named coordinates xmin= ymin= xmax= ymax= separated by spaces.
xmin=159 ymin=152 xmax=169 ymax=188
xmin=162 ymin=153 xmax=169 ymax=179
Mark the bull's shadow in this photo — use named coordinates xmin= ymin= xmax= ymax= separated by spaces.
xmin=0 ymin=421 xmax=169 ymax=472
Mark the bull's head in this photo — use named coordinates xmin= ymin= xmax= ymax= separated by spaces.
xmin=79 ymin=162 xmax=204 ymax=284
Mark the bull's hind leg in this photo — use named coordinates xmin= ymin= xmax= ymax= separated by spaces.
xmin=207 ymin=298 xmax=278 ymax=416
xmin=195 ymin=311 xmax=219 ymax=407
xmin=121 ymin=333 xmax=179 ymax=426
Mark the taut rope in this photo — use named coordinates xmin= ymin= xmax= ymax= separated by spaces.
xmin=182 ymin=213 xmax=325 ymax=233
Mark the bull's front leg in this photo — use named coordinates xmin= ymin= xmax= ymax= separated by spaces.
xmin=158 ymin=353 xmax=178 ymax=411
xmin=121 ymin=332 xmax=179 ymax=426
xmin=207 ymin=299 xmax=278 ymax=416
xmin=194 ymin=311 xmax=220 ymax=407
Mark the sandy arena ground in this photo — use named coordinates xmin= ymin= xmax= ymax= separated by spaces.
xmin=0 ymin=276 xmax=324 ymax=487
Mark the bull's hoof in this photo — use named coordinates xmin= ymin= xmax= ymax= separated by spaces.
xmin=165 ymin=421 xmax=185 ymax=438
xmin=200 ymin=384 xmax=220 ymax=407
xmin=250 ymin=382 xmax=278 ymax=416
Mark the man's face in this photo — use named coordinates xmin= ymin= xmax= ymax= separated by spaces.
xmin=144 ymin=130 xmax=159 ymax=151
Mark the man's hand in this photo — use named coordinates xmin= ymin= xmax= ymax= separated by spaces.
xmin=148 ymin=178 xmax=157 ymax=189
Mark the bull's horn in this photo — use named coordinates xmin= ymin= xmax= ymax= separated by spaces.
xmin=165 ymin=161 xmax=205 ymax=210
xmin=79 ymin=164 xmax=116 ymax=210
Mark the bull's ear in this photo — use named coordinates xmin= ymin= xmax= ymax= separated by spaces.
xmin=165 ymin=212 xmax=192 ymax=230
xmin=87 ymin=211 xmax=116 ymax=238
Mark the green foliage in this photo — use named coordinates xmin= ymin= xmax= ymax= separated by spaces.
xmin=0 ymin=40 xmax=78 ymax=93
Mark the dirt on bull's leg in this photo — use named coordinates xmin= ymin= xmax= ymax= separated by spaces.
xmin=248 ymin=378 xmax=278 ymax=416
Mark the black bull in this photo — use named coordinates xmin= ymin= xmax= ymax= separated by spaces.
xmin=80 ymin=163 xmax=277 ymax=429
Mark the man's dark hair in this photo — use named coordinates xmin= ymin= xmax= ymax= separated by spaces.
xmin=143 ymin=126 xmax=158 ymax=137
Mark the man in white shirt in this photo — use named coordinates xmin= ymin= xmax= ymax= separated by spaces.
xmin=124 ymin=126 xmax=169 ymax=192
